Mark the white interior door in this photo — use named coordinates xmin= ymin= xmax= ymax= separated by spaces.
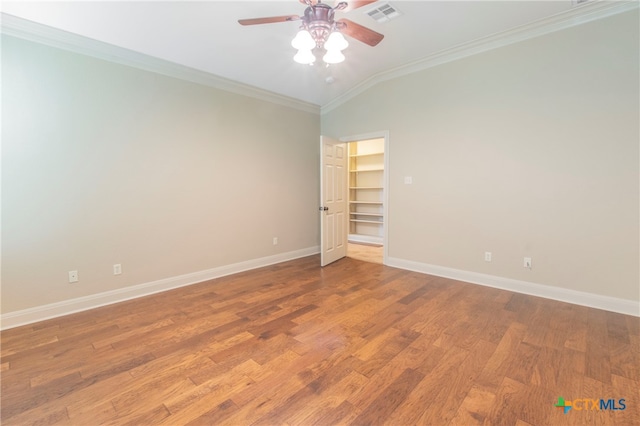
xmin=320 ymin=136 xmax=348 ymax=266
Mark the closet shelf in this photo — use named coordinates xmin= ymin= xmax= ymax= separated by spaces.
xmin=350 ymin=212 xmax=383 ymax=217
xmin=350 ymin=168 xmax=384 ymax=172
xmin=349 ymin=152 xmax=384 ymax=158
xmin=350 ymin=219 xmax=383 ymax=224
xmin=349 ymin=139 xmax=384 ymax=244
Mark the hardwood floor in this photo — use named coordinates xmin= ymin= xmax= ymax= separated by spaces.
xmin=347 ymin=242 xmax=383 ymax=264
xmin=1 ymin=255 xmax=638 ymax=425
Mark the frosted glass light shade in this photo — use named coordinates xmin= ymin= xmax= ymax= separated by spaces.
xmin=294 ymin=49 xmax=316 ymax=64
xmin=323 ymin=49 xmax=345 ymax=64
xmin=324 ymin=31 xmax=348 ymax=51
xmin=291 ymin=30 xmax=316 ymax=50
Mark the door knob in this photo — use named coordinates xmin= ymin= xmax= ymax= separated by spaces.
xmin=319 ymin=206 xmax=329 ymax=211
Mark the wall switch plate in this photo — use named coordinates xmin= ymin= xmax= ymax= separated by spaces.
xmin=404 ymin=176 xmax=413 ymax=184
xmin=524 ymin=257 xmax=532 ymax=269
xmin=113 ymin=264 xmax=122 ymax=275
xmin=484 ymin=252 xmax=492 ymax=262
xmin=68 ymin=270 xmax=78 ymax=283
xmin=273 ymin=237 xmax=278 ymax=245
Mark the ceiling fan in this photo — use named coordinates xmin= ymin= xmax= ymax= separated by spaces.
xmin=239 ymin=0 xmax=384 ymax=65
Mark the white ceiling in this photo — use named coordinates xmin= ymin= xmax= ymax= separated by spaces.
xmin=2 ymin=1 xmax=590 ymax=106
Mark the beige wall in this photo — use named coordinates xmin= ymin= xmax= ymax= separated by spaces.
xmin=2 ymin=35 xmax=320 ymax=313
xmin=2 ymin=9 xmax=638 ymax=317
xmin=323 ymin=11 xmax=639 ymax=301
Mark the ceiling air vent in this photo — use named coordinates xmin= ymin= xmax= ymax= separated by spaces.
xmin=571 ymin=0 xmax=590 ymax=5
xmin=365 ymin=2 xmax=401 ymax=23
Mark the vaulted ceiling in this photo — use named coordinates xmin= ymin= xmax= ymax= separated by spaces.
xmin=0 ymin=1 xmax=620 ymax=107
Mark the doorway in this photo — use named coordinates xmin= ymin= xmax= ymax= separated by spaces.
xmin=320 ymin=131 xmax=389 ymax=267
xmin=344 ymin=131 xmax=389 ymax=265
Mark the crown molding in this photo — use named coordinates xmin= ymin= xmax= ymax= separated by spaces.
xmin=1 ymin=0 xmax=635 ymax=117
xmin=321 ymin=0 xmax=639 ymax=114
xmin=0 ymin=13 xmax=321 ymax=115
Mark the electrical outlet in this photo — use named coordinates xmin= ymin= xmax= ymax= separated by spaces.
xmin=524 ymin=257 xmax=532 ymax=269
xmin=68 ymin=270 xmax=78 ymax=283
xmin=484 ymin=252 xmax=492 ymax=262
xmin=273 ymin=237 xmax=278 ymax=245
xmin=113 ymin=264 xmax=122 ymax=275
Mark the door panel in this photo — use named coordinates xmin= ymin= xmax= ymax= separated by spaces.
xmin=320 ymin=136 xmax=347 ymax=266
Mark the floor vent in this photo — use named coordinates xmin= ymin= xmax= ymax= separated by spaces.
xmin=365 ymin=2 xmax=401 ymax=23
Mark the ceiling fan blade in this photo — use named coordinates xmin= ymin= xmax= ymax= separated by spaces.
xmin=299 ymin=0 xmax=319 ymax=6
xmin=337 ymin=19 xmax=384 ymax=46
xmin=339 ymin=0 xmax=378 ymax=12
xmin=238 ymin=15 xmax=301 ymax=26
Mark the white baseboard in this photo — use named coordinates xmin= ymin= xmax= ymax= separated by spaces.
xmin=0 ymin=246 xmax=320 ymax=330
xmin=386 ymin=257 xmax=639 ymax=317
xmin=3 ymin=248 xmax=635 ymax=330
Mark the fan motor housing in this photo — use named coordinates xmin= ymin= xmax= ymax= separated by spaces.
xmin=304 ymin=3 xmax=335 ymax=47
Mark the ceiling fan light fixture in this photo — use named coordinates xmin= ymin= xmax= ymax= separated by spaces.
xmin=291 ymin=29 xmax=316 ymax=50
xmin=294 ymin=48 xmax=316 ymax=65
xmin=324 ymin=31 xmax=348 ymax=51
xmin=323 ymin=49 xmax=345 ymax=64
xmin=240 ymin=0 xmax=386 ymax=68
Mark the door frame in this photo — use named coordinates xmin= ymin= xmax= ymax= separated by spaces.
xmin=339 ymin=130 xmax=390 ymax=265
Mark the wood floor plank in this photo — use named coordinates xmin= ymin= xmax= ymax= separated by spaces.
xmin=159 ymin=370 xmax=255 ymax=425
xmin=379 ymin=345 xmax=470 ymax=424
xmin=351 ymin=368 xmax=425 ymax=425
xmin=530 ymin=346 xmax=563 ymax=388
xmin=449 ymin=385 xmax=496 ymax=425
xmin=476 ymin=322 xmax=529 ymax=391
xmin=505 ymin=341 xmax=541 ymax=385
xmin=1 ymin=255 xmax=638 ymax=425
xmin=353 ymin=328 xmax=420 ymax=377
xmin=6 ymin=370 xmax=133 ymax=425
xmin=611 ymin=374 xmax=640 ymax=426
xmin=311 ymin=399 xmax=362 ymax=425
xmin=119 ymin=404 xmax=172 ymax=426
xmin=608 ymin=339 xmax=639 ymax=382
xmin=0 ymin=328 xmax=60 ymax=358
xmin=290 ymin=370 xmax=369 ymax=425
xmin=347 ymin=242 xmax=383 ymax=264
xmin=219 ymin=395 xmax=278 ymax=425
xmin=91 ymin=318 xmax=175 ymax=349
xmin=66 ymin=399 xmax=118 ymax=425
xmin=564 ymin=314 xmax=589 ymax=352
xmin=111 ymin=378 xmax=195 ymax=422
xmin=183 ymin=399 xmax=239 ymax=426
xmin=482 ymin=376 xmax=527 ymax=425
xmin=228 ymin=347 xmax=328 ymax=408
xmin=585 ymin=308 xmax=613 ymax=384
xmin=413 ymin=339 xmax=497 ymax=425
